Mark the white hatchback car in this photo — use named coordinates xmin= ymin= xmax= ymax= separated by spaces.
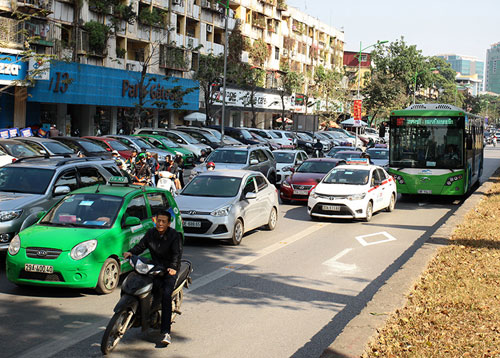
xmin=308 ymin=163 xmax=397 ymax=221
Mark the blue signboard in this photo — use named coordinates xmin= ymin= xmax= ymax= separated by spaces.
xmin=28 ymin=61 xmax=199 ymax=110
xmin=0 ymin=53 xmax=28 ymax=85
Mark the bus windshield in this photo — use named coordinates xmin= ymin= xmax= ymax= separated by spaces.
xmin=390 ymin=116 xmax=464 ymax=169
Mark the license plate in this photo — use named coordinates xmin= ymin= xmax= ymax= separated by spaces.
xmin=323 ymin=205 xmax=341 ymax=211
xmin=183 ymin=220 xmax=201 ymax=228
xmin=418 ymin=190 xmax=432 ymax=194
xmin=293 ymin=189 xmax=309 ymax=195
xmin=24 ymin=263 xmax=53 ymax=274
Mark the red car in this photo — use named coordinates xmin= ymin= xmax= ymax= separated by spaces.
xmin=279 ymin=158 xmax=345 ymax=204
xmin=83 ymin=136 xmax=134 ymax=159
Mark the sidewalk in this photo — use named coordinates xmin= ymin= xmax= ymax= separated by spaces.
xmin=320 ymin=169 xmax=500 ymax=358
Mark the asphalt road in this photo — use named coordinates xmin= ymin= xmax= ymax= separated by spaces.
xmin=1 ymin=147 xmax=500 ymax=358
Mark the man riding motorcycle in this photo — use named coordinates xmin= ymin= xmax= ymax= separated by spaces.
xmin=132 ymin=153 xmax=152 ymax=185
xmin=123 ymin=210 xmax=183 ymax=346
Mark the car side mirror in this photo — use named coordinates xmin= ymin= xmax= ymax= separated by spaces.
xmin=200 ymin=138 xmax=207 ymax=143
xmin=245 ymin=192 xmax=257 ymax=200
xmin=177 ymin=139 xmax=183 ymax=144
xmin=250 ymin=159 xmax=258 ymax=165
xmin=374 ymin=180 xmax=382 ymax=187
xmin=124 ymin=216 xmax=141 ymax=227
xmin=53 ymin=185 xmax=71 ymax=196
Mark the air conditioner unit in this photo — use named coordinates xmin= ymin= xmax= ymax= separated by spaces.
xmin=206 ymin=24 xmax=213 ymax=33
xmin=126 ymin=63 xmax=136 ymax=71
xmin=172 ymin=0 xmax=181 ymax=5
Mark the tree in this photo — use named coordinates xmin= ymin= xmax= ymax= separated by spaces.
xmin=276 ymin=63 xmax=302 ymax=128
xmin=237 ymin=64 xmax=265 ymax=127
xmin=193 ymin=54 xmax=224 ymax=124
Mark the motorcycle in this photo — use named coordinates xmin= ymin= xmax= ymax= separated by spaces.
xmin=101 ymin=255 xmax=193 ymax=355
xmin=157 ymin=171 xmax=177 ymax=196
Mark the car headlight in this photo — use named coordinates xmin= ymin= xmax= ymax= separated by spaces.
xmin=347 ymin=193 xmax=366 ymax=200
xmin=282 ymin=166 xmax=293 ymax=172
xmin=8 ymin=234 xmax=20 ymax=256
xmin=0 ymin=210 xmax=23 ymax=222
xmin=211 ymin=205 xmax=232 ymax=217
xmin=310 ymin=189 xmax=318 ymax=199
xmin=281 ymin=181 xmax=291 ymax=188
xmin=70 ymin=240 xmax=97 ymax=260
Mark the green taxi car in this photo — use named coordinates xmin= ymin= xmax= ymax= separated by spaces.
xmin=133 ymin=134 xmax=195 ymax=167
xmin=6 ymin=177 xmax=183 ymax=294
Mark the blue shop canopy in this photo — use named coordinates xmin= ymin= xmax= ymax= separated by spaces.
xmin=28 ymin=61 xmax=199 ymax=110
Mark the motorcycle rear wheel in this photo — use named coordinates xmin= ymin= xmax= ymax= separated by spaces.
xmin=101 ymin=308 xmax=134 ymax=355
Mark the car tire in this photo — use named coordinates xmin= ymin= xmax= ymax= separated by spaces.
xmin=96 ymin=258 xmax=121 ymax=294
xmin=265 ymin=207 xmax=278 ymax=230
xmin=230 ymin=219 xmax=244 ymax=246
xmin=386 ymin=193 xmax=396 ymax=212
xmin=364 ymin=201 xmax=373 ymax=222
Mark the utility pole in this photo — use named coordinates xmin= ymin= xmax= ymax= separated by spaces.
xmin=219 ymin=0 xmax=230 ymax=146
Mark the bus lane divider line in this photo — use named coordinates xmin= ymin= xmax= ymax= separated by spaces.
xmin=16 ymin=223 xmax=327 ymax=358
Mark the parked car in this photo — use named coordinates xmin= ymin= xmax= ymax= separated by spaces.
xmin=273 ymin=149 xmax=308 ymax=184
xmin=134 ymin=128 xmax=212 ymax=160
xmin=82 ymin=136 xmax=133 ymax=159
xmin=105 ymin=134 xmax=172 ymax=163
xmin=207 ymin=126 xmax=264 ymax=146
xmin=333 ymin=150 xmax=364 ymax=161
xmin=191 ymin=145 xmax=277 ymax=184
xmin=308 ymin=164 xmax=397 ymax=221
xmin=52 ymin=137 xmax=113 ymax=158
xmin=294 ymin=132 xmax=316 ymax=153
xmin=0 ymin=148 xmax=15 ymax=167
xmin=0 ymin=156 xmax=120 ymax=251
xmin=245 ymin=128 xmax=281 ymax=149
xmin=175 ymin=127 xmax=224 ymax=149
xmin=13 ymin=137 xmax=75 ymax=156
xmin=320 ymin=131 xmax=354 ymax=147
xmin=176 ymin=170 xmax=278 ymax=245
xmin=134 ymin=134 xmax=195 ymax=166
xmin=279 ymin=158 xmax=345 ymax=204
xmin=270 ymin=130 xmax=296 ymax=149
xmin=6 ymin=177 xmax=183 ymax=293
xmin=0 ymin=139 xmax=42 ymax=158
xmin=179 ymin=126 xmax=243 ymax=146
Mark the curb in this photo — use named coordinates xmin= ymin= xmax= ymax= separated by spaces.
xmin=320 ymin=170 xmax=499 ymax=358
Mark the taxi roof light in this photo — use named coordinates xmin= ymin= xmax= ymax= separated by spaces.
xmin=346 ymin=158 xmax=370 ymax=165
xmin=108 ymin=176 xmax=130 ymax=185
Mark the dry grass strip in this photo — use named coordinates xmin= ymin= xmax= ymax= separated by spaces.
xmin=363 ymin=175 xmax=500 ymax=357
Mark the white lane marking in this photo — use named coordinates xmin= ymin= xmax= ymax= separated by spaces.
xmin=355 ymin=231 xmax=397 ymax=246
xmin=190 ymin=223 xmax=326 ymax=292
xmin=17 ymin=223 xmax=326 ymax=358
xmin=322 ymin=248 xmax=357 ymax=272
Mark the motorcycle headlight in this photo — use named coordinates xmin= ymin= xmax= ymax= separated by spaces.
xmin=0 ymin=210 xmax=23 ymax=222
xmin=8 ymin=234 xmax=20 ymax=256
xmin=211 ymin=205 xmax=232 ymax=217
xmin=281 ymin=181 xmax=291 ymax=188
xmin=347 ymin=193 xmax=366 ymax=200
xmin=135 ymin=259 xmax=154 ymax=274
xmin=70 ymin=240 xmax=97 ymax=260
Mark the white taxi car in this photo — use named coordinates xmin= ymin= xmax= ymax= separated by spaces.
xmin=307 ymin=161 xmax=397 ymax=221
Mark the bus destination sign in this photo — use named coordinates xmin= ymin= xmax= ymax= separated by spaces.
xmin=399 ymin=118 xmax=454 ymax=126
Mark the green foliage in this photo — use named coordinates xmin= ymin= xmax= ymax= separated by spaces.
xmin=277 ymin=0 xmax=287 ymax=10
xmin=228 ymin=21 xmax=244 ymax=64
xmin=116 ymin=47 xmax=126 ymax=59
xmin=192 ymin=53 xmax=224 ymax=123
xmin=138 ymin=7 xmax=166 ymax=27
xmin=83 ymin=21 xmax=110 ymax=54
xmin=88 ymin=0 xmax=116 ymax=14
xmin=249 ymin=38 xmax=268 ymax=67
xmin=113 ymin=4 xmax=136 ymax=24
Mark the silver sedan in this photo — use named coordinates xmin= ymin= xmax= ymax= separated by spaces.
xmin=175 ymin=169 xmax=279 ymax=245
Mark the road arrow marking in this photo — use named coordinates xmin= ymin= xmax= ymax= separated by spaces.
xmin=322 ymin=248 xmax=357 ymax=272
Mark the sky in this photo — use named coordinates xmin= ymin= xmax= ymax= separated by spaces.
xmin=286 ymin=0 xmax=499 ymax=62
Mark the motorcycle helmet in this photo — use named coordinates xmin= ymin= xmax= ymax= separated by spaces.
xmin=206 ymin=161 xmax=215 ymax=170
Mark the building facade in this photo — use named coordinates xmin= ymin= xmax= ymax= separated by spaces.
xmin=485 ymin=42 xmax=500 ymax=95
xmin=437 ymin=54 xmax=485 ymax=92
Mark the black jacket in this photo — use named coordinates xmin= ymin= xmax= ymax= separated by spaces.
xmin=129 ymin=227 xmax=183 ymax=271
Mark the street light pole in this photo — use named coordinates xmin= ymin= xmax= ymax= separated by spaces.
xmin=354 ymin=40 xmax=387 ymax=147
xmin=219 ymin=1 xmax=229 ymax=146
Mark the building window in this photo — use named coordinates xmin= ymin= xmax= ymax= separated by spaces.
xmin=360 ymin=54 xmax=367 ymax=62
xmin=275 ymin=46 xmax=279 ymax=60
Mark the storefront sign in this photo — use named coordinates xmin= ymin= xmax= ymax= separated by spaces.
xmin=28 ymin=59 xmax=50 ymax=80
xmin=212 ymin=87 xmax=290 ymax=111
xmin=28 ymin=61 xmax=199 ymax=110
xmin=0 ymin=51 xmax=28 ymax=85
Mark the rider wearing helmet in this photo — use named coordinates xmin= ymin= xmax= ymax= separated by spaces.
xmin=206 ymin=161 xmax=215 ymax=171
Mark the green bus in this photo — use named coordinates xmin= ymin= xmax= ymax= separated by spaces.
xmin=388 ymin=103 xmax=484 ymax=196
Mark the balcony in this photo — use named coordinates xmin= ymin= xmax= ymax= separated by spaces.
xmin=16 ymin=0 xmax=53 ymax=14
xmin=0 ymin=18 xmax=22 ymax=47
xmin=159 ymin=44 xmax=190 ymax=71
xmin=172 ymin=0 xmax=185 ymax=13
xmin=153 ymin=0 xmax=169 ymax=8
xmin=186 ymin=36 xmax=199 ymax=49
xmin=22 ymin=20 xmax=56 ymax=46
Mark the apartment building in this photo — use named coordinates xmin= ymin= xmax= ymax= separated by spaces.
xmin=208 ymin=0 xmax=345 ymax=129
xmin=486 ymin=42 xmax=500 ymax=95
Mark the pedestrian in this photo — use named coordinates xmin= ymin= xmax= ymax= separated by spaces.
xmin=123 ymin=210 xmax=183 ymax=346
xmin=379 ymin=122 xmax=386 ymax=138
xmin=169 ymin=155 xmax=183 ymax=189
xmin=49 ymin=125 xmax=60 ymax=137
